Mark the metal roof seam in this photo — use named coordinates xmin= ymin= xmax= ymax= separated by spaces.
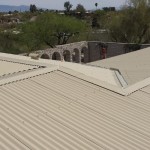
xmin=0 ymin=67 xmax=59 ymax=87
xmin=0 ymin=87 xmax=105 ymax=150
xmin=0 ymin=58 xmax=39 ymax=67
xmin=27 ymin=74 xmax=150 ymax=139
xmin=1 ymin=70 xmax=150 ymax=149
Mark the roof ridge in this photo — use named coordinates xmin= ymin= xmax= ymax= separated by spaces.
xmin=124 ymin=77 xmax=150 ymax=95
xmin=59 ymin=67 xmax=150 ymax=96
xmin=0 ymin=66 xmax=58 ymax=86
xmin=59 ymin=67 xmax=126 ymax=96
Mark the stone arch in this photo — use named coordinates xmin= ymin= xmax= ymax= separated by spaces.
xmin=41 ymin=53 xmax=50 ymax=59
xmin=81 ymin=47 xmax=88 ymax=63
xmin=52 ymin=52 xmax=61 ymax=60
xmin=63 ymin=50 xmax=71 ymax=62
xmin=72 ymin=48 xmax=80 ymax=63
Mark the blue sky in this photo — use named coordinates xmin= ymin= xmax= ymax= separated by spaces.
xmin=0 ymin=0 xmax=126 ymax=10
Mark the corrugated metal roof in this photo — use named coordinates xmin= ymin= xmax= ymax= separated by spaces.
xmin=141 ymin=85 xmax=150 ymax=94
xmin=0 ymin=71 xmax=150 ymax=150
xmin=0 ymin=60 xmax=39 ymax=78
xmin=128 ymin=86 xmax=150 ymax=111
xmin=0 ymin=50 xmax=150 ymax=149
xmin=88 ymin=47 xmax=150 ymax=85
xmin=0 ymin=127 xmax=30 ymax=150
xmin=0 ymin=52 xmax=120 ymax=87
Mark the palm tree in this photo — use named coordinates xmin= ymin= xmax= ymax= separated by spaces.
xmin=95 ymin=3 xmax=98 ymax=10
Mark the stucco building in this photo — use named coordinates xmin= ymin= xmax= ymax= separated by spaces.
xmin=29 ymin=41 xmax=150 ymax=64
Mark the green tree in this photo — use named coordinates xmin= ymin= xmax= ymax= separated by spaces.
xmin=64 ymin=1 xmax=73 ymax=13
xmin=8 ymin=11 xmax=12 ymax=14
xmin=92 ymin=10 xmax=106 ymax=28
xmin=20 ymin=22 xmax=42 ymax=52
xmin=14 ymin=10 xmax=19 ymax=13
xmin=41 ymin=13 xmax=88 ymax=45
xmin=0 ymin=32 xmax=21 ymax=54
xmin=75 ymin=4 xmax=86 ymax=13
xmin=20 ymin=13 xmax=88 ymax=50
xmin=30 ymin=4 xmax=37 ymax=13
xmin=107 ymin=0 xmax=150 ymax=43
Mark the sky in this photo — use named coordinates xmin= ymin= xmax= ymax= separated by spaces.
xmin=0 ymin=0 xmax=127 ymax=10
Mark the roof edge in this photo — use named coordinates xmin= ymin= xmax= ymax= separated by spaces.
xmin=0 ymin=52 xmax=53 ymax=67
xmin=124 ymin=77 xmax=150 ymax=95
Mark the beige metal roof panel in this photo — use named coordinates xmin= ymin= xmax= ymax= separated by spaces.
xmin=0 ymin=66 xmax=58 ymax=86
xmin=57 ymin=62 xmax=119 ymax=86
xmin=1 ymin=71 xmax=150 ymax=149
xmin=0 ymin=87 xmax=102 ymax=150
xmin=141 ymin=85 xmax=150 ymax=94
xmin=0 ymin=127 xmax=30 ymax=150
xmin=128 ymin=90 xmax=150 ymax=111
xmin=0 ymin=52 xmax=120 ymax=87
xmin=59 ymin=67 xmax=125 ymax=95
xmin=0 ymin=60 xmax=38 ymax=77
xmin=0 ymin=51 xmax=149 ymax=96
xmin=29 ymin=72 xmax=150 ymax=136
xmin=89 ymin=47 xmax=150 ymax=85
xmin=0 ymin=52 xmax=56 ymax=67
